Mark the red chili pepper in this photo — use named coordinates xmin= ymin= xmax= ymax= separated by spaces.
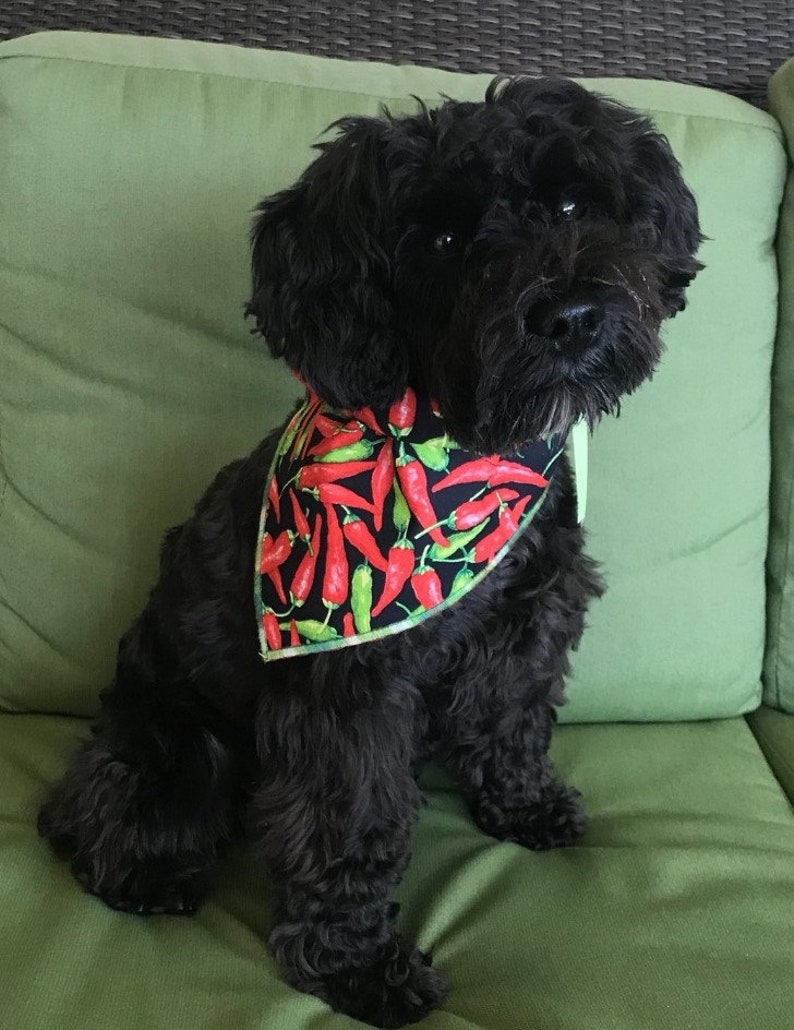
xmin=485 ymin=465 xmax=549 ymax=489
xmin=266 ymin=565 xmax=288 ymax=605
xmin=371 ymin=541 xmax=415 ymax=618
xmin=268 ymin=476 xmax=281 ymax=522
xmin=289 ymin=489 xmax=312 ymax=545
xmin=474 ymin=494 xmax=536 ymax=562
xmin=343 ymin=611 xmax=356 ymax=637
xmin=353 ymin=405 xmax=384 ymax=435
xmin=397 ymin=457 xmax=450 ymax=548
xmin=260 ymin=530 xmax=293 ymax=573
xmin=499 ymin=493 xmax=536 ymax=534
xmin=307 ymin=424 xmax=364 ymax=457
xmin=289 ymin=619 xmax=301 ymax=647
xmin=371 ymin=438 xmax=394 ymax=533
xmin=342 ymin=514 xmax=388 ymax=571
xmin=411 ymin=565 xmax=444 ymax=609
xmin=432 ymin=457 xmax=497 ymax=491
xmin=430 ymin=397 xmax=442 ymax=418
xmin=388 ymin=387 xmax=417 ymax=435
xmin=314 ymin=413 xmax=344 ymax=438
xmin=297 ymin=460 xmax=377 ymax=489
xmin=322 ymin=503 xmax=349 ymax=608
xmin=432 ymin=457 xmax=548 ymax=492
xmin=316 ymin=483 xmax=376 ymax=513
xmin=473 ymin=522 xmax=512 ymax=564
xmin=451 ymin=489 xmax=519 ymax=531
xmin=263 ymin=612 xmax=282 ymax=651
xmin=290 ymin=513 xmax=322 ymax=605
xmin=295 ymin=404 xmax=319 ymax=458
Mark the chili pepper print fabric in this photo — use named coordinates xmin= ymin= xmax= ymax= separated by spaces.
xmin=255 ymin=385 xmax=566 ymax=660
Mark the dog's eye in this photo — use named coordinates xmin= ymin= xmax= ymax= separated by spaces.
xmin=433 ymin=231 xmax=458 ymax=252
xmin=558 ymin=199 xmax=577 ymax=219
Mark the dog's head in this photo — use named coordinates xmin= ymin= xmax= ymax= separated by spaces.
xmin=248 ymin=77 xmax=702 ymax=453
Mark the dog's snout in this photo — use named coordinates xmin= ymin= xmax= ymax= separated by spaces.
xmin=526 ymin=293 xmax=605 ymax=356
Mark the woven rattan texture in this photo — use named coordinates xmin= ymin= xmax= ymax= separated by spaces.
xmin=0 ymin=2 xmax=792 ymax=105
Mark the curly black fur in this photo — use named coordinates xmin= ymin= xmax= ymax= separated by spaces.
xmin=38 ymin=77 xmax=700 ymax=1027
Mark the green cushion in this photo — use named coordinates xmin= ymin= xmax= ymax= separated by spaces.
xmin=766 ymin=59 xmax=794 ymax=714
xmin=748 ymin=705 xmax=794 ymax=801
xmin=4 ymin=714 xmax=793 ymax=1028
xmin=0 ymin=31 xmax=785 ymax=719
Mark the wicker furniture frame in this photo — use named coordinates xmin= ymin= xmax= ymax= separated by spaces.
xmin=1 ymin=1 xmax=792 ymax=108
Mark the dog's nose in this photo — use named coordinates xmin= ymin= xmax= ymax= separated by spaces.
xmin=527 ymin=293 xmax=605 ymax=356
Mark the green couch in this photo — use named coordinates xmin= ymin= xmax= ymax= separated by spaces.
xmin=2 ymin=30 xmax=794 ymax=1029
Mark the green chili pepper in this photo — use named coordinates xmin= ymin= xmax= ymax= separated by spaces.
xmin=351 ymin=563 xmax=373 ymax=633
xmin=291 ymin=401 xmax=322 ymax=459
xmin=429 ymin=522 xmax=489 ymax=560
xmin=392 ymin=479 xmax=411 ymax=532
xmin=318 ymin=439 xmax=375 ymax=463
xmin=279 ymin=407 xmax=305 ymax=456
xmin=280 ymin=421 xmax=300 ymax=455
xmin=451 ymin=566 xmax=475 ymax=595
xmin=412 ymin=437 xmax=451 ymax=472
xmin=282 ymin=619 xmax=339 ymax=643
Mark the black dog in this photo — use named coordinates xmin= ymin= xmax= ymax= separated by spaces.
xmin=38 ymin=77 xmax=700 ymax=1027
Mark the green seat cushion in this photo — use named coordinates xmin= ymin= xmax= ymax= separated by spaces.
xmin=0 ymin=31 xmax=785 ymax=719
xmin=4 ymin=714 xmax=793 ymax=1028
xmin=766 ymin=59 xmax=794 ymax=714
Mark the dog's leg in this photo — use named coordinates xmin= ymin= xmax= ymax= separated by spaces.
xmin=251 ymin=658 xmax=448 ymax=1028
xmin=440 ymin=688 xmax=588 ymax=851
xmin=437 ymin=509 xmax=602 ymax=851
xmin=38 ymin=446 xmax=275 ymax=913
xmin=37 ymin=607 xmax=242 ymax=914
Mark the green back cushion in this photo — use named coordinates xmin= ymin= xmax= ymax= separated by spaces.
xmin=766 ymin=59 xmax=794 ymax=714
xmin=0 ymin=31 xmax=785 ymax=719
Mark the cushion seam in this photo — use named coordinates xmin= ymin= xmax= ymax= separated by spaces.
xmin=0 ymin=50 xmax=783 ymax=138
xmin=0 ymin=395 xmax=6 ymax=529
xmin=772 ymin=410 xmax=794 ymax=710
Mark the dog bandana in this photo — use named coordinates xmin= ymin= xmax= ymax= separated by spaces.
xmin=255 ymin=385 xmax=570 ymax=661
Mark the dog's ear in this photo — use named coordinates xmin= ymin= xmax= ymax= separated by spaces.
xmin=629 ymin=130 xmax=704 ymax=317
xmin=247 ymin=116 xmax=408 ymax=408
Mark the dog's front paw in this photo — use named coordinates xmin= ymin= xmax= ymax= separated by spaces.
xmin=318 ymin=937 xmax=448 ymax=1028
xmin=77 ymin=869 xmax=206 ymax=915
xmin=71 ymin=853 xmax=209 ymax=916
xmin=475 ymin=783 xmax=588 ymax=851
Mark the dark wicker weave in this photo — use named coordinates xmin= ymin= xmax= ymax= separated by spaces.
xmin=0 ymin=1 xmax=792 ymax=107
